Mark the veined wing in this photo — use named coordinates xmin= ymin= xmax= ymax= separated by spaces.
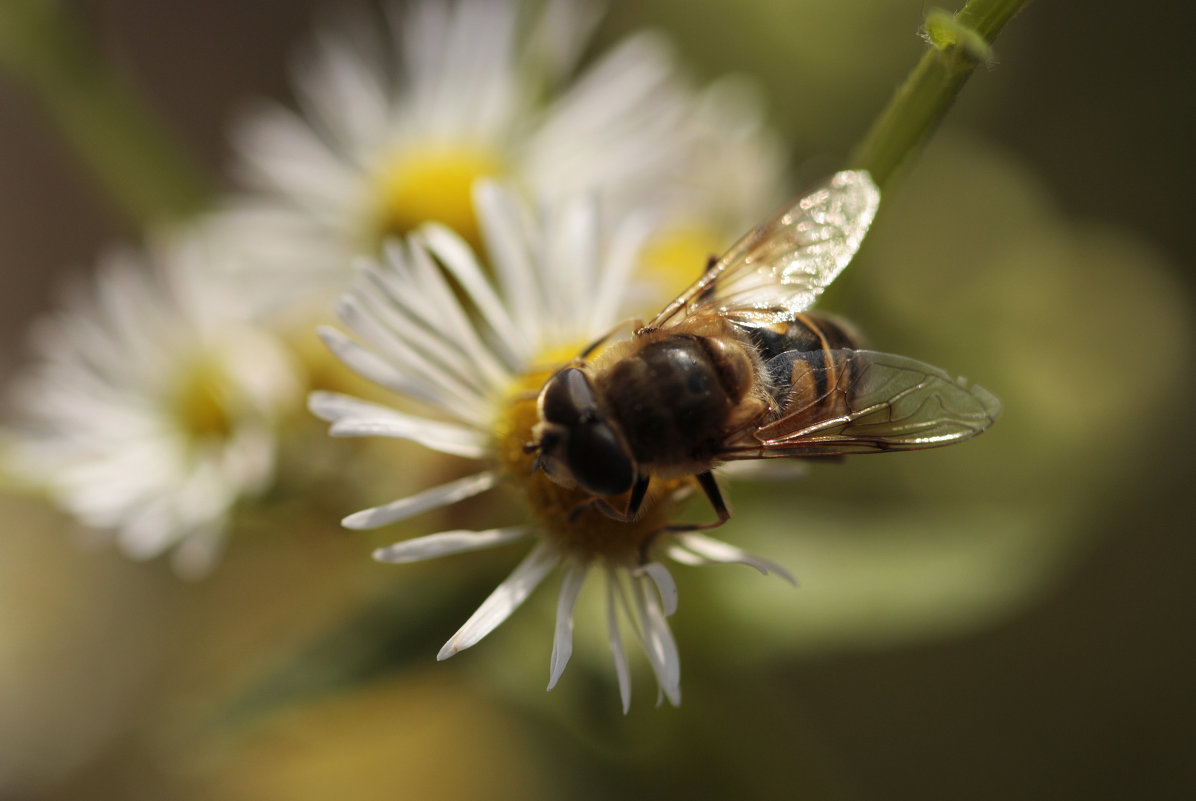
xmin=721 ymin=349 xmax=1001 ymax=459
xmin=647 ymin=170 xmax=881 ymax=330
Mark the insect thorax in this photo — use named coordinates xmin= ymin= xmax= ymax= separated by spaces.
xmin=598 ymin=331 xmax=748 ymax=470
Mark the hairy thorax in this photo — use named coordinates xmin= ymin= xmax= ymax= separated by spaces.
xmin=589 ymin=317 xmax=761 ymax=478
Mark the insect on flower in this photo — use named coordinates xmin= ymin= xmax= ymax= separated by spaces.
xmin=528 ymin=170 xmax=1001 ymax=529
xmin=311 ymin=175 xmax=999 ymax=708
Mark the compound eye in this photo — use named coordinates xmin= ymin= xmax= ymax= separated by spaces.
xmin=540 ymin=368 xmax=598 ymax=425
xmin=568 ymin=421 xmax=635 ymax=497
xmin=530 ymin=425 xmax=578 ymax=488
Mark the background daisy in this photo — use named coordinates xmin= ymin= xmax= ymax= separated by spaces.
xmin=3 ymin=234 xmax=300 ymax=577
xmin=209 ymin=0 xmax=788 ymax=311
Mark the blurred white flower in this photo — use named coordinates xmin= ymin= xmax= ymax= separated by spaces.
xmin=211 ymin=0 xmax=789 ymax=312
xmin=3 ymin=236 xmax=301 ymax=578
xmin=310 ymin=183 xmax=791 ymax=711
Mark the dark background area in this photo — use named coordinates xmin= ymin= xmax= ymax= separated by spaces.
xmin=2 ymin=1 xmax=1193 ymax=799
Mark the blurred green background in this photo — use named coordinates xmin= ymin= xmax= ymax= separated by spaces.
xmin=2 ymin=0 xmax=1193 ymax=799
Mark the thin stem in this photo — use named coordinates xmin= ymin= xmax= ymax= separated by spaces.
xmin=0 ymin=0 xmax=214 ymax=227
xmin=848 ymin=0 xmax=1028 ymax=189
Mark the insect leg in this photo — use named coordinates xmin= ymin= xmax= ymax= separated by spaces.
xmin=638 ymin=471 xmax=730 ymax=563
xmin=624 ymin=474 xmax=651 ymax=518
xmin=695 ymin=471 xmax=731 ymax=522
xmin=568 ymin=475 xmax=651 ymax=523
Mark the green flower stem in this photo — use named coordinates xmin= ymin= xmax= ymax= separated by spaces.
xmin=0 ymin=0 xmax=214 ymax=226
xmin=848 ymin=0 xmax=1028 ymax=189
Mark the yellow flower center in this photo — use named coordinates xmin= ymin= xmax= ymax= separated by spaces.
xmin=638 ymin=226 xmax=727 ymax=301
xmin=492 ymin=363 xmax=690 ymax=564
xmin=169 ymin=355 xmax=236 ymax=443
xmin=371 ymin=142 xmax=506 ymax=246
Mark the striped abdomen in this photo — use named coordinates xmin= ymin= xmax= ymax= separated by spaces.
xmin=737 ymin=313 xmax=863 ymax=424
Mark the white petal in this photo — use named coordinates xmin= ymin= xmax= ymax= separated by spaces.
xmin=390 ymin=238 xmax=522 ymax=378
xmin=307 ymin=389 xmax=376 ymax=422
xmin=717 ymin=460 xmax=810 ymax=482
xmin=670 ymin=531 xmax=797 ymax=585
xmin=417 ymin=224 xmax=528 ymax=359
xmin=309 ymin=391 xmax=488 ymax=459
xmin=329 ymin=416 xmax=488 ymax=458
xmin=373 ymin=526 xmax=532 ymax=563
xmin=342 ymin=471 xmax=498 ymax=530
xmin=637 ymin=561 xmax=679 ymax=617
xmin=316 ymin=325 xmax=451 ymax=411
xmin=547 ymin=561 xmax=589 ymax=690
xmin=587 ymin=211 xmax=652 ymax=336
xmin=606 ymin=571 xmax=632 ymax=714
xmin=365 ymin=254 xmax=513 ymax=390
xmin=437 ymin=541 xmax=560 ymax=660
xmin=352 ymin=274 xmax=493 ymax=396
xmin=661 ymin=546 xmax=707 ymax=568
xmin=473 ymin=182 xmax=542 ymax=346
xmin=334 ymin=297 xmax=488 ymax=422
xmin=632 ymin=575 xmax=682 ymax=706
xmin=540 ymin=196 xmax=598 ymax=342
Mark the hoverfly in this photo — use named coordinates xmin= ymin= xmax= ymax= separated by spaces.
xmin=528 ymin=170 xmax=1000 ymax=525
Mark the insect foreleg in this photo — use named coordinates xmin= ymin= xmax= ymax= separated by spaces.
xmin=568 ymin=474 xmax=651 ymax=523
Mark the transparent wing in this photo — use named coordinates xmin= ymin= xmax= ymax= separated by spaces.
xmin=647 ymin=170 xmax=881 ymax=330
xmin=720 ymin=349 xmax=1001 ymax=459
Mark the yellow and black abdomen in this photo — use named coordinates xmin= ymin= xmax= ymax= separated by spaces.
xmin=739 ymin=313 xmax=863 ymax=422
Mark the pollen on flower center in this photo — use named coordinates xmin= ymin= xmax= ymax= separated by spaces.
xmin=372 ymin=142 xmax=506 ymax=245
xmin=492 ymin=363 xmax=688 ymax=563
xmin=168 ymin=355 xmax=237 ymax=443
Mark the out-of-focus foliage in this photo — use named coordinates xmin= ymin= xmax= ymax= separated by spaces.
xmin=186 ymin=672 xmax=553 ymax=801
xmin=705 ymin=132 xmax=1192 ymax=658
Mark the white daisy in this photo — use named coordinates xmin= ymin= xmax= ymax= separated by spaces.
xmin=310 ymin=183 xmax=792 ymax=710
xmin=633 ymin=74 xmax=792 ymax=301
xmin=3 ymin=235 xmax=301 ymax=578
xmin=211 ymin=0 xmax=789 ymax=312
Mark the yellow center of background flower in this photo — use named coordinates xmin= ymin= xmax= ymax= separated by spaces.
xmin=169 ymin=356 xmax=235 ymax=443
xmin=372 ymin=143 xmax=506 ymax=246
xmin=492 ymin=364 xmax=691 ymax=564
xmin=638 ymin=226 xmax=727 ymax=301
